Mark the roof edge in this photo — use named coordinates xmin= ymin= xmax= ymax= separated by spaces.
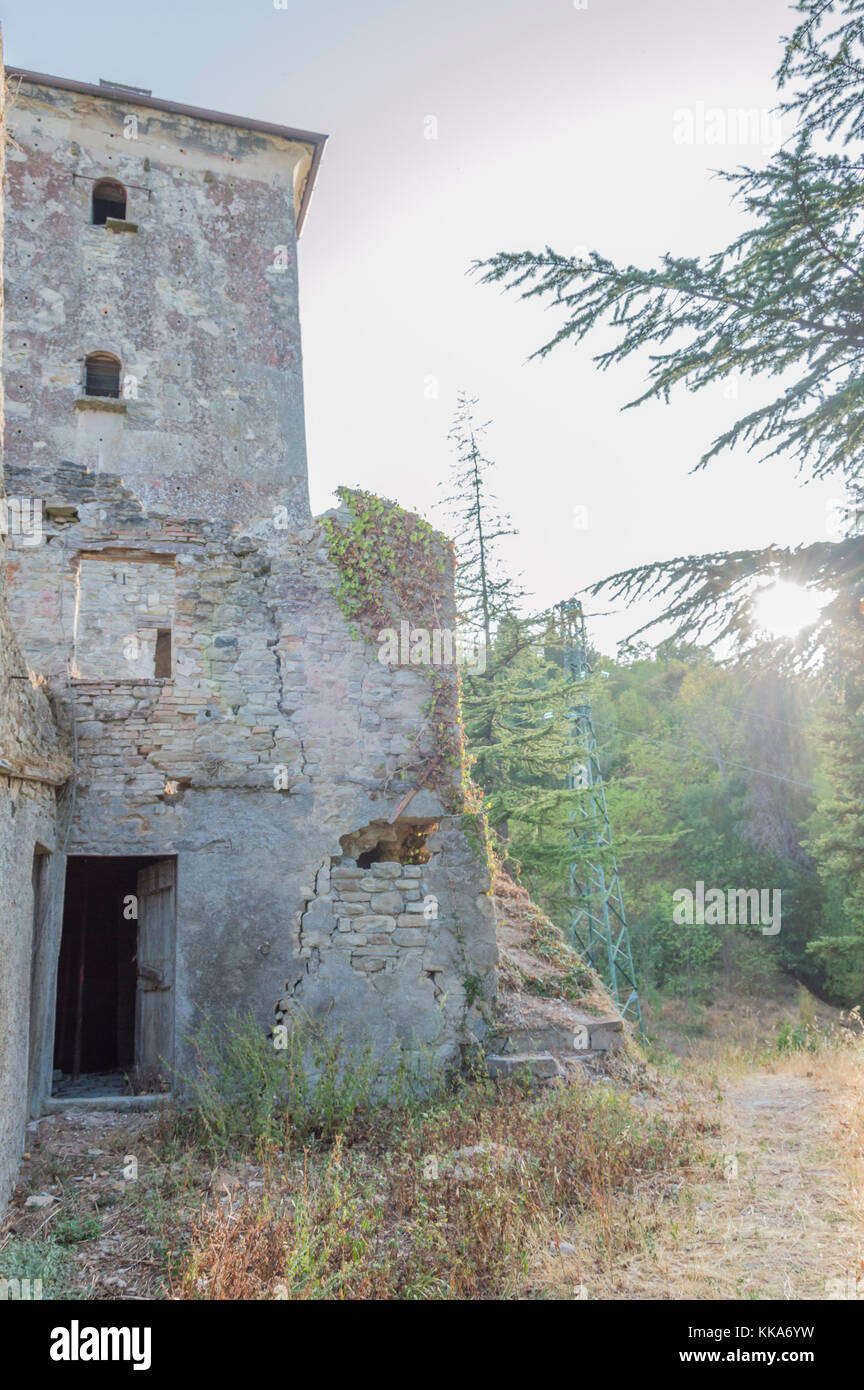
xmin=5 ymin=66 xmax=328 ymax=233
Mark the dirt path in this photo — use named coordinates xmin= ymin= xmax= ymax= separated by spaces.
xmin=617 ymin=1067 xmax=864 ymax=1300
xmin=676 ymin=1072 xmax=860 ymax=1298
xmin=716 ymin=1067 xmax=861 ymax=1295
xmin=533 ymin=1057 xmax=864 ymax=1301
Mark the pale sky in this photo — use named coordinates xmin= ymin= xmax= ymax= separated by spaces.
xmin=1 ymin=0 xmax=839 ymax=653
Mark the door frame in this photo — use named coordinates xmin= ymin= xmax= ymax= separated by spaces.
xmin=134 ymin=857 xmax=177 ymax=1090
xmin=42 ymin=853 xmax=177 ymax=1106
xmin=27 ymin=846 xmax=65 ymax=1119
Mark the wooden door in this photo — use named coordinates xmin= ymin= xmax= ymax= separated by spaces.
xmin=134 ymin=860 xmax=176 ymax=1087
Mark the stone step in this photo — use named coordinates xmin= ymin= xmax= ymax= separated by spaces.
xmin=488 ymin=1017 xmax=623 ymax=1057
xmin=43 ymin=1093 xmax=172 ymax=1114
xmin=486 ymin=1052 xmax=562 ymax=1082
xmin=558 ymin=1051 xmax=603 ymax=1072
xmin=588 ymin=1019 xmax=625 ymax=1052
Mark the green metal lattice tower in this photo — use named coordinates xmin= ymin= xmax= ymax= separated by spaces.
xmin=556 ymin=597 xmax=645 ymax=1039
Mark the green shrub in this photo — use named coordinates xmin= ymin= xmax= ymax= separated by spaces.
xmin=775 ymin=1019 xmax=819 ymax=1054
xmin=173 ymin=1010 xmax=431 ymax=1159
xmin=54 ymin=1211 xmax=102 ymax=1246
xmin=0 ymin=1236 xmax=79 ymax=1299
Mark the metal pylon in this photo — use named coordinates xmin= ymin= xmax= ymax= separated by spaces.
xmin=556 ymin=597 xmax=645 ymax=1039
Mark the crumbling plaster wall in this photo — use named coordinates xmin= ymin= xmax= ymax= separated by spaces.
xmin=3 ymin=73 xmax=497 ymax=1099
xmin=0 ymin=50 xmax=69 ymax=1210
xmin=4 ymin=77 xmax=311 ymax=527
xmin=6 ymin=469 xmax=498 ymax=1078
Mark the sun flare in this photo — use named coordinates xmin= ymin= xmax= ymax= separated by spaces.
xmin=752 ymin=582 xmax=827 ymax=639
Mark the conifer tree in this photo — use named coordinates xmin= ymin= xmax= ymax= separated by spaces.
xmin=475 ymin=0 xmax=864 ymax=674
xmin=440 ymin=395 xmax=575 ymax=858
xmin=441 ymin=392 xmax=523 ymax=651
xmin=805 ymin=704 xmax=864 ymax=1004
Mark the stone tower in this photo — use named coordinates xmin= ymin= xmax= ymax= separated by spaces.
xmin=2 ymin=69 xmax=497 ymax=1120
xmin=4 ymin=70 xmax=320 ymax=526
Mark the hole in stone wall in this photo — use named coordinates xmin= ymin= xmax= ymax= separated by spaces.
xmin=45 ymin=505 xmax=80 ymax=525
xmin=339 ymin=818 xmax=439 ymax=867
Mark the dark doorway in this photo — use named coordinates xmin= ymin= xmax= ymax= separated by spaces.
xmin=53 ymin=856 xmax=176 ymax=1095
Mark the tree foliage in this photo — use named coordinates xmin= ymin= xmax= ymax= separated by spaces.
xmin=458 ymin=5 xmax=864 ymax=1013
xmin=441 ymin=396 xmax=576 ymax=847
xmin=441 ymin=392 xmax=524 ymax=649
xmin=805 ymin=703 xmax=864 ymax=1000
xmin=475 ymin=0 xmax=864 ymax=672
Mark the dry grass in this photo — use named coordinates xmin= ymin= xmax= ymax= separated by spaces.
xmin=647 ymin=977 xmax=847 ymax=1070
xmin=493 ymin=869 xmax=617 ymax=1015
xmin=4 ymin=1029 xmax=709 ymax=1301
xmin=529 ymin=1019 xmax=864 ymax=1301
xmin=172 ymin=1068 xmax=709 ymax=1300
xmin=9 ymin=1001 xmax=861 ymax=1301
xmin=774 ymin=1033 xmax=864 ymax=1226
xmin=0 ymin=1109 xmax=197 ymax=1298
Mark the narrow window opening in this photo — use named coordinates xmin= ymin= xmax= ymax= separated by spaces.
xmin=84 ymin=352 xmax=121 ymax=398
xmin=92 ymin=179 xmax=127 ymax=225
xmin=154 ymin=628 xmax=172 ymax=678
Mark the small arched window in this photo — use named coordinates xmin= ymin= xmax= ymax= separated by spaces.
xmin=91 ymin=179 xmax=127 ymax=225
xmin=84 ymin=352 xmax=122 ymax=399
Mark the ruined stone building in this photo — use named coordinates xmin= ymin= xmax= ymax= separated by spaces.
xmin=0 ymin=67 xmax=497 ymax=1204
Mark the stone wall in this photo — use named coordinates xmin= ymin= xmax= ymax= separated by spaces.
xmin=5 ymin=468 xmax=498 ymax=1080
xmin=4 ymin=75 xmax=314 ymax=528
xmin=2 ymin=70 xmax=497 ymax=1123
xmin=74 ymin=551 xmax=176 ymax=681
xmin=0 ymin=41 xmax=69 ymax=1210
xmin=281 ymin=818 xmax=497 ymax=1068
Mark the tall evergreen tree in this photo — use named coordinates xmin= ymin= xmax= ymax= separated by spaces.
xmin=440 ymin=395 xmax=575 ymax=859
xmin=805 ymin=705 xmax=864 ymax=1004
xmin=475 ymin=0 xmax=864 ymax=679
xmin=441 ymin=392 xmax=523 ymax=650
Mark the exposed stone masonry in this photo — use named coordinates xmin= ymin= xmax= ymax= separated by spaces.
xmin=0 ymin=43 xmax=72 ymax=1211
xmin=0 ymin=67 xmax=498 ymax=1176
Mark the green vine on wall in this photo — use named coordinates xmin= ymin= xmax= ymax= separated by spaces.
xmin=322 ymin=487 xmax=464 ymax=792
xmin=322 ymin=488 xmax=446 ymax=632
